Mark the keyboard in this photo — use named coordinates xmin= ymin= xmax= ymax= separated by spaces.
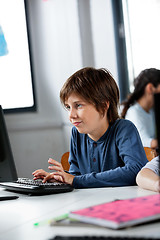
xmin=51 ymin=237 xmax=159 ymax=240
xmin=0 ymin=178 xmax=74 ymax=195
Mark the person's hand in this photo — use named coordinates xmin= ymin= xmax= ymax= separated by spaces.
xmin=42 ymin=158 xmax=74 ymax=185
xmin=43 ymin=170 xmax=74 ymax=185
xmin=32 ymin=169 xmax=49 ymax=180
xmin=47 ymin=158 xmax=64 ymax=172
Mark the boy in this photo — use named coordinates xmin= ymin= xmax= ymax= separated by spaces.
xmin=33 ymin=67 xmax=148 ymax=188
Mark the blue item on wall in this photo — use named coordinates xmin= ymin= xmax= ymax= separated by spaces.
xmin=0 ymin=26 xmax=8 ymax=56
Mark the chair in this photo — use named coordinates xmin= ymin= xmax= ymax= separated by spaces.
xmin=61 ymin=152 xmax=70 ymax=171
xmin=144 ymin=147 xmax=157 ymax=161
xmin=61 ymin=148 xmax=157 ymax=170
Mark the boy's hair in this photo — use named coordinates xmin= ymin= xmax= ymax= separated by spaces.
xmin=60 ymin=67 xmax=120 ymax=123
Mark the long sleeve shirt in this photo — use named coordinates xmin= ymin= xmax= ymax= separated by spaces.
xmin=68 ymin=119 xmax=148 ymax=188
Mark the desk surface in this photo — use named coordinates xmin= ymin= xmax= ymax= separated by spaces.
xmin=0 ymin=185 xmax=159 ymax=240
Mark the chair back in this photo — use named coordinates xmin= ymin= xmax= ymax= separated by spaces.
xmin=61 ymin=152 xmax=70 ymax=171
xmin=61 ymin=148 xmax=157 ymax=169
xmin=144 ymin=147 xmax=157 ymax=161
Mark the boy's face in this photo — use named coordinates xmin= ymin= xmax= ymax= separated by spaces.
xmin=64 ymin=93 xmax=109 ymax=141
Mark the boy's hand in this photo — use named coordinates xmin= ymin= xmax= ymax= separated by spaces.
xmin=32 ymin=169 xmax=49 ymax=180
xmin=43 ymin=170 xmax=74 ymax=185
xmin=42 ymin=158 xmax=74 ymax=185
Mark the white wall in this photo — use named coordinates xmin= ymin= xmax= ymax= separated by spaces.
xmin=4 ymin=0 xmax=118 ymax=178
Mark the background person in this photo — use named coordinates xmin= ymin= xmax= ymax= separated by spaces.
xmin=121 ymin=68 xmax=160 ymax=149
xmin=136 ymin=156 xmax=160 ymax=192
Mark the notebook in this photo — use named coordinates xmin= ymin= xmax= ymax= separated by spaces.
xmin=0 ymin=105 xmax=74 ymax=195
xmin=69 ymin=194 xmax=160 ymax=229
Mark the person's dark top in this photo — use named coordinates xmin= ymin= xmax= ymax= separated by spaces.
xmin=68 ymin=119 xmax=148 ymax=188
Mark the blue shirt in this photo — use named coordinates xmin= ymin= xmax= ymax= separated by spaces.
xmin=68 ymin=119 xmax=148 ymax=188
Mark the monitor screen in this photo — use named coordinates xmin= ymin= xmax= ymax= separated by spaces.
xmin=0 ymin=0 xmax=36 ymax=113
xmin=0 ymin=105 xmax=18 ymax=182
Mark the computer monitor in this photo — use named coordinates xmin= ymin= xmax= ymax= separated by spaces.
xmin=0 ymin=105 xmax=18 ymax=182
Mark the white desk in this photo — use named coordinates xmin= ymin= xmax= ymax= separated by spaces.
xmin=0 ymin=186 xmax=159 ymax=240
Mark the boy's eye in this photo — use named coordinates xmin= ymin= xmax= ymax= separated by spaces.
xmin=76 ymin=104 xmax=82 ymax=108
xmin=65 ymin=105 xmax=70 ymax=111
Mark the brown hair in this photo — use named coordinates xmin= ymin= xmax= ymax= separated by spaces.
xmin=60 ymin=67 xmax=120 ymax=123
xmin=121 ymin=68 xmax=160 ymax=118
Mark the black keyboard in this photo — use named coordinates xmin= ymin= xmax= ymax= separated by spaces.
xmin=0 ymin=178 xmax=74 ymax=195
xmin=52 ymin=237 xmax=159 ymax=240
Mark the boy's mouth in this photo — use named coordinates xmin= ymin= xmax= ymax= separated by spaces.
xmin=73 ymin=121 xmax=82 ymax=126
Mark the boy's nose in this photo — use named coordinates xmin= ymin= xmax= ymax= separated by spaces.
xmin=69 ymin=108 xmax=77 ymax=118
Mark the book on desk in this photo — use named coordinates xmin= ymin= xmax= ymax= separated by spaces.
xmin=69 ymin=194 xmax=160 ymax=229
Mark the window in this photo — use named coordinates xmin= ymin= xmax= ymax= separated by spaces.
xmin=112 ymin=0 xmax=160 ymax=99
xmin=122 ymin=0 xmax=160 ymax=92
xmin=0 ymin=0 xmax=36 ymax=113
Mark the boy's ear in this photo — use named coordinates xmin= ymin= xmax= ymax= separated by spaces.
xmin=106 ymin=101 xmax=110 ymax=110
xmin=103 ymin=101 xmax=110 ymax=112
xmin=101 ymin=101 xmax=110 ymax=117
xmin=145 ymin=83 xmax=155 ymax=94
